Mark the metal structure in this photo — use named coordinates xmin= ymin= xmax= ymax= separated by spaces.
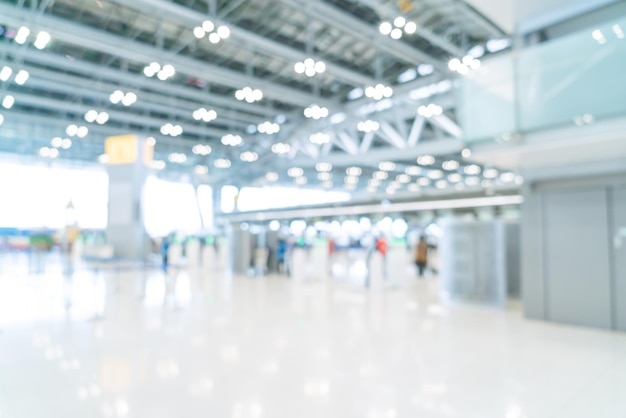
xmin=0 ymin=0 xmax=510 ymax=196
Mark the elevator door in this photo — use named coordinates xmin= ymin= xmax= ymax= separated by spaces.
xmin=612 ymin=186 xmax=626 ymax=331
xmin=544 ymin=188 xmax=612 ymax=329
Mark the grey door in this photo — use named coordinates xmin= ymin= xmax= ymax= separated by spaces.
xmin=544 ymin=187 xmax=612 ymax=329
xmin=611 ymin=186 xmax=626 ymax=331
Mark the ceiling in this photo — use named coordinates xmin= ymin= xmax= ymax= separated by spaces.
xmin=0 ymin=0 xmax=514 ymax=198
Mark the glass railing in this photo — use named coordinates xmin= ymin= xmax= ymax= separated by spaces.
xmin=461 ymin=15 xmax=626 ymax=143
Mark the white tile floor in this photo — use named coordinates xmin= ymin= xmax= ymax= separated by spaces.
xmin=1 ymin=260 xmax=626 ymax=418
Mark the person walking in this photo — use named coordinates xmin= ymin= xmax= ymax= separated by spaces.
xmin=415 ymin=236 xmax=428 ymax=277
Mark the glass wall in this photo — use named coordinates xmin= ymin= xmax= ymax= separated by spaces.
xmin=461 ymin=15 xmax=626 ymax=143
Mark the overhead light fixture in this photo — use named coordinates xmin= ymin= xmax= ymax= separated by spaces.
xmin=266 ymin=172 xmax=279 ymax=182
xmin=309 ymin=132 xmax=330 ymax=145
xmin=396 ymin=174 xmax=411 ymax=183
xmin=84 ymin=110 xmax=109 ymax=124
xmin=110 ymin=90 xmax=137 ymax=106
xmin=346 ymin=167 xmax=362 ymax=176
xmin=448 ymin=56 xmax=480 ymax=75
xmin=373 ymin=171 xmax=389 ymax=180
xmin=160 ymin=123 xmax=183 ymax=137
xmin=464 ymin=164 xmax=481 ymax=175
xmin=0 ymin=66 xmax=12 ymax=82
xmin=221 ymin=133 xmax=242 ymax=146
xmin=357 ymin=120 xmax=379 ymax=133
xmin=34 ymin=31 xmax=51 ymax=49
xmin=316 ymin=162 xmax=332 ymax=172
xmin=318 ymin=172 xmax=332 ymax=181
xmin=365 ymin=83 xmax=393 ymax=100
xmin=271 ymin=143 xmax=291 ymax=154
xmin=39 ymin=147 xmax=58 ymax=159
xmin=379 ymin=17 xmax=417 ymax=39
xmin=294 ymin=58 xmax=326 ymax=77
xmin=214 ymin=158 xmax=231 ymax=169
xmin=240 ymin=151 xmax=258 ymax=162
xmin=257 ymin=121 xmax=280 ymax=134
xmin=304 ymin=104 xmax=329 ymax=119
xmin=98 ymin=154 xmax=110 ymax=164
xmin=378 ymin=161 xmax=396 ymax=171
xmin=168 ymin=153 xmax=187 ymax=163
xmin=427 ymin=170 xmax=444 ymax=179
xmin=192 ymin=144 xmax=212 ymax=155
xmin=417 ymin=64 xmax=434 ymax=76
xmin=146 ymin=137 xmax=156 ymax=146
xmin=294 ymin=176 xmax=308 ymax=185
xmin=448 ymin=173 xmax=462 ymax=183
xmin=235 ymin=87 xmax=263 ymax=103
xmin=417 ymin=155 xmax=435 ymax=165
xmin=192 ymin=108 xmax=217 ymax=122
xmin=14 ymin=70 xmax=29 ymax=85
xmin=417 ymin=104 xmax=443 ymax=118
xmin=483 ymin=168 xmax=498 ymax=179
xmin=194 ymin=20 xmax=230 ymax=43
xmin=347 ymin=87 xmax=364 ymax=101
xmin=2 ymin=95 xmax=15 ymax=109
xmin=195 ymin=165 xmax=209 ymax=175
xmin=486 ymin=38 xmax=511 ymax=53
xmin=15 ymin=26 xmax=30 ymax=45
xmin=461 ymin=148 xmax=472 ymax=158
xmin=287 ymin=167 xmax=304 ymax=177
xmin=442 ymin=160 xmax=460 ymax=171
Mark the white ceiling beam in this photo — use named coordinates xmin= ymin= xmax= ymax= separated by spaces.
xmin=338 ymin=131 xmax=360 ymax=155
xmin=106 ymin=0 xmax=377 ymax=87
xmin=407 ymin=116 xmax=426 ymax=146
xmin=0 ymin=3 xmax=337 ymax=109
xmin=431 ymin=114 xmax=463 ymax=139
xmin=379 ymin=121 xmax=407 ymax=149
xmin=277 ymin=0 xmax=449 ymax=72
xmin=359 ymin=132 xmax=375 ymax=154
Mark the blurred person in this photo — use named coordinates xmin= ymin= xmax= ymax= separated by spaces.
xmin=415 ymin=235 xmax=428 ymax=277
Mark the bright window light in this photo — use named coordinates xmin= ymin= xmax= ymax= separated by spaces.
xmin=143 ymin=176 xmax=202 ymax=236
xmin=236 ymin=187 xmax=351 ymax=212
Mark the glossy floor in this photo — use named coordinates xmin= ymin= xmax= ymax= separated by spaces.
xmin=1 ymin=261 xmax=625 ymax=418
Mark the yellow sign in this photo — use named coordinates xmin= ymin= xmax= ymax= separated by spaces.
xmin=105 ymin=135 xmax=154 ymax=165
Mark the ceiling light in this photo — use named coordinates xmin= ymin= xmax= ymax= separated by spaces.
xmin=168 ymin=153 xmax=187 ymax=163
xmin=51 ymin=137 xmax=63 ymax=147
xmin=209 ymin=32 xmax=220 ymax=43
xmin=288 ymin=167 xmax=303 ymax=177
xmin=500 ymin=172 xmax=516 ymax=183
xmin=295 ymin=176 xmax=307 ymax=185
xmin=295 ymin=58 xmax=325 ymax=77
xmin=309 ymin=132 xmax=330 ymax=145
xmin=240 ymin=151 xmax=258 ymax=162
xmin=408 ymin=183 xmax=420 ymax=192
xmin=316 ymin=162 xmax=332 ymax=172
xmin=404 ymin=21 xmax=417 ymax=34
xmin=193 ymin=26 xmax=205 ymax=39
xmin=613 ymin=24 xmax=624 ymax=39
xmin=357 ymin=120 xmax=379 ymax=133
xmin=304 ymin=104 xmax=329 ymax=119
xmin=378 ymin=161 xmax=396 ymax=171
xmin=405 ymin=166 xmax=421 ymax=176
xmin=84 ymin=110 xmax=98 ymax=123
xmin=77 ymin=126 xmax=88 ymax=138
xmin=396 ymin=174 xmax=410 ymax=183
xmin=347 ymin=87 xmax=364 ymax=101
xmin=257 ymin=121 xmax=280 ymax=134
xmin=435 ymin=180 xmax=448 ymax=189
xmin=390 ymin=28 xmax=402 ymax=39
xmin=465 ymin=176 xmax=480 ymax=186
xmin=271 ymin=143 xmax=291 ymax=154
xmin=151 ymin=160 xmax=166 ymax=170
xmin=217 ymin=25 xmax=230 ymax=39
xmin=365 ymin=83 xmax=393 ymax=100
xmin=417 ymin=155 xmax=435 ymax=165
xmin=318 ymin=172 xmax=332 ymax=181
xmin=121 ymin=92 xmax=137 ymax=106
xmin=2 ymin=95 xmax=15 ymax=109
xmin=417 ymin=64 xmax=434 ymax=76
xmin=464 ymin=164 xmax=481 ymax=175
xmin=346 ymin=167 xmax=362 ymax=176
xmin=418 ymin=177 xmax=430 ymax=186
xmin=266 ymin=172 xmax=279 ymax=182
xmin=448 ymin=173 xmax=462 ymax=183
xmin=345 ymin=176 xmax=359 ymax=185
xmin=373 ymin=171 xmax=389 ymax=180
xmin=483 ymin=168 xmax=498 ymax=179
xmin=195 ymin=165 xmax=209 ymax=175
xmin=442 ymin=160 xmax=460 ymax=170
xmin=66 ymin=124 xmax=78 ymax=136
xmin=109 ymin=90 xmax=124 ymax=104
xmin=417 ymin=104 xmax=443 ymax=118
xmin=379 ymin=21 xmax=392 ymax=35
xmin=61 ymin=138 xmax=72 ymax=149
xmin=146 ymin=137 xmax=156 ymax=146
xmin=96 ymin=112 xmax=109 ymax=124
xmin=235 ymin=87 xmax=263 ymax=103
xmin=221 ymin=134 xmax=242 ymax=146
xmin=14 ymin=70 xmax=29 ymax=85
xmin=202 ymin=20 xmax=215 ymax=32
xmin=15 ymin=26 xmax=30 ymax=45
xmin=214 ymin=158 xmax=231 ymax=169
xmin=427 ymin=170 xmax=444 ymax=179
xmin=98 ymin=154 xmax=110 ymax=164
xmin=394 ymin=16 xmax=406 ymax=28
xmin=0 ymin=66 xmax=12 ymax=82
xmin=192 ymin=144 xmax=212 ymax=155
xmin=468 ymin=45 xmax=485 ymax=58
xmin=461 ymin=148 xmax=472 ymax=158
xmin=486 ymin=38 xmax=511 ymax=53
xmin=34 ymin=31 xmax=51 ymax=49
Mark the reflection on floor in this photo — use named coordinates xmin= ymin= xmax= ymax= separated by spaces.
xmin=1 ymin=257 xmax=626 ymax=418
